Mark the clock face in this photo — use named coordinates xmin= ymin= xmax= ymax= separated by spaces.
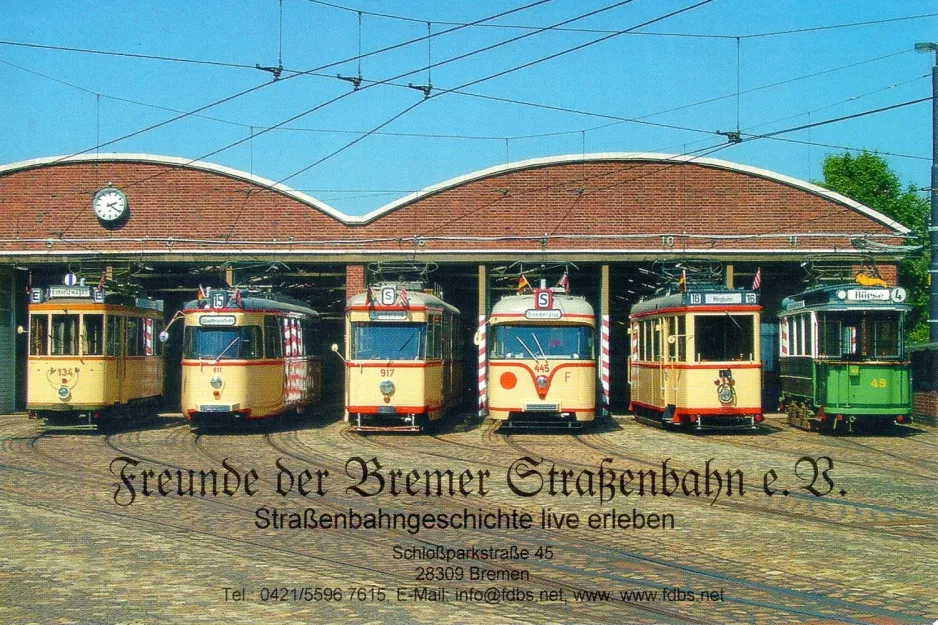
xmin=92 ymin=187 xmax=128 ymax=222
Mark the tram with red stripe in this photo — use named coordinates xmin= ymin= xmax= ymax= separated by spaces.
xmin=628 ymin=282 xmax=764 ymax=431
xmin=337 ymin=283 xmax=465 ymax=432
xmin=25 ymin=282 xmax=164 ymax=428
xmin=177 ymin=288 xmax=321 ymax=429
xmin=487 ymin=282 xmax=596 ymax=429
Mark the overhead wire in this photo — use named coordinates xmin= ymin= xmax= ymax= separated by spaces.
xmin=39 ymin=0 xmax=557 ymax=166
xmin=301 ymin=2 xmax=938 ymax=39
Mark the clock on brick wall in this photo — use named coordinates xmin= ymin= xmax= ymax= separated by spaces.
xmin=91 ymin=186 xmax=128 ymax=223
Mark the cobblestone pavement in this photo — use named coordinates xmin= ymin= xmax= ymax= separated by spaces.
xmin=0 ymin=410 xmax=935 ymax=625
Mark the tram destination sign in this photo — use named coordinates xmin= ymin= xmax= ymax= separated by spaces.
xmin=525 ymin=309 xmax=562 ymax=319
xmin=199 ymin=315 xmax=237 ymax=326
xmin=846 ymin=289 xmax=891 ymax=302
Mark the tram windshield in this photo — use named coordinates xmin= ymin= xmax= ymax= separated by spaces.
xmin=817 ymin=310 xmax=903 ymax=360
xmin=351 ymin=323 xmax=426 ymax=360
xmin=694 ymin=314 xmax=755 ymax=362
xmin=490 ymin=324 xmax=595 ymax=360
xmin=184 ymin=326 xmax=263 ymax=360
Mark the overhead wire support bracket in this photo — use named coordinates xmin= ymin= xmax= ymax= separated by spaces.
xmin=336 ymin=73 xmax=363 ymax=89
xmin=717 ymin=130 xmax=742 ymax=143
xmin=407 ymin=82 xmax=432 ymax=98
xmin=255 ymin=63 xmax=284 ymax=80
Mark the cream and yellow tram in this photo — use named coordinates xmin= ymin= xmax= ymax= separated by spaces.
xmin=26 ymin=284 xmax=164 ymax=427
xmin=180 ymin=288 xmax=321 ymax=428
xmin=628 ymin=286 xmax=764 ymax=430
xmin=487 ymin=287 xmax=596 ymax=428
xmin=339 ymin=283 xmax=464 ymax=432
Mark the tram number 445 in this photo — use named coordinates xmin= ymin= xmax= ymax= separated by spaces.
xmin=763 ymin=456 xmax=841 ymax=498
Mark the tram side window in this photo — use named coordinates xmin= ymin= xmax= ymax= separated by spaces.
xmin=669 ymin=316 xmax=686 ymax=361
xmin=818 ymin=318 xmax=842 ymax=358
xmin=301 ymin=319 xmax=319 ymax=356
xmin=873 ymin=315 xmax=900 ymax=358
xmin=265 ymin=317 xmax=283 ymax=358
xmin=428 ymin=317 xmax=442 ymax=360
xmin=83 ymin=314 xmax=104 ymax=355
xmin=442 ymin=314 xmax=452 ymax=360
xmin=694 ymin=315 xmax=754 ymax=362
xmin=51 ymin=314 xmax=79 ymax=355
xmin=30 ymin=315 xmax=48 ymax=356
xmin=126 ymin=318 xmax=141 ymax=356
xmin=107 ymin=316 xmax=121 ymax=356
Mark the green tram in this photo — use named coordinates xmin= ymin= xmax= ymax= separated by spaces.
xmin=778 ymin=281 xmax=912 ymax=432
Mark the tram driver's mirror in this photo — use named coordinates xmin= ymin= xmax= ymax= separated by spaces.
xmin=158 ymin=331 xmax=170 ymax=343
xmin=16 ymin=325 xmax=25 ymax=335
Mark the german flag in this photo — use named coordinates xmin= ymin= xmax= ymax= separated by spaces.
xmin=517 ymin=275 xmax=530 ymax=293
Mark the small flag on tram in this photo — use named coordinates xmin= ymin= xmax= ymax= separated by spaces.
xmin=752 ymin=268 xmax=762 ymax=290
xmin=678 ymin=269 xmax=687 ymax=292
xmin=399 ymin=285 xmax=410 ymax=307
xmin=517 ymin=275 xmax=530 ymax=293
xmin=96 ymin=272 xmax=106 ymax=292
xmin=197 ymin=285 xmax=206 ymax=301
xmin=367 ymin=285 xmax=376 ymax=304
xmin=556 ymin=271 xmax=570 ymax=293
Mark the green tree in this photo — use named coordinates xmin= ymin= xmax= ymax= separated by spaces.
xmin=817 ymin=151 xmax=931 ymax=343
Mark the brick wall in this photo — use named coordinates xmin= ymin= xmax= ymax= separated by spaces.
xmin=0 ymin=157 xmax=904 ymax=257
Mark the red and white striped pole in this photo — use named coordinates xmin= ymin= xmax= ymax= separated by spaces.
xmin=478 ymin=315 xmax=487 ymax=417
xmin=601 ymin=315 xmax=610 ymax=417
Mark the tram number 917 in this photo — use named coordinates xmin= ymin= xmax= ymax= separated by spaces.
xmin=381 ymin=368 xmax=395 ymax=377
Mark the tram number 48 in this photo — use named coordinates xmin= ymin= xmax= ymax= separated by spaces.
xmin=870 ymin=378 xmax=887 ymax=388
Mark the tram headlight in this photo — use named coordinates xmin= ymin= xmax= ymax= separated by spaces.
xmin=210 ymin=375 xmax=224 ymax=389
xmin=58 ymin=386 xmax=71 ymax=400
xmin=836 ymin=290 xmax=847 ymax=300
xmin=380 ymin=379 xmax=395 ymax=395
xmin=536 ymin=375 xmax=549 ymax=390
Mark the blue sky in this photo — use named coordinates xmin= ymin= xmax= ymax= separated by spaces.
xmin=2 ymin=0 xmax=935 ymax=216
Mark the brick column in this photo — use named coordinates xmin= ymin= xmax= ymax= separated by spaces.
xmin=346 ymin=264 xmax=365 ymax=300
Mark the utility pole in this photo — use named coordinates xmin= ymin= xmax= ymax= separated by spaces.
xmin=915 ymin=42 xmax=938 ymax=342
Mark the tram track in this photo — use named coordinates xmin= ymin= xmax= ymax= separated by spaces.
xmin=317 ymin=419 xmax=934 ymax=623
xmin=573 ymin=431 xmax=937 ymax=536
xmin=2 ymin=412 xmax=933 ymax=623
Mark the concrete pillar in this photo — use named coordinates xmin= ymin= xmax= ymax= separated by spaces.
xmin=478 ymin=265 xmax=488 ymax=418
xmin=0 ymin=266 xmax=14 ymax=413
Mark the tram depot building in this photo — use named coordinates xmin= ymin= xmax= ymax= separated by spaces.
xmin=0 ymin=152 xmax=921 ymax=417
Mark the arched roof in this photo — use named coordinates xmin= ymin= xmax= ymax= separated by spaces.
xmin=0 ymin=152 xmax=910 ymax=261
xmin=0 ymin=152 xmax=910 ymax=233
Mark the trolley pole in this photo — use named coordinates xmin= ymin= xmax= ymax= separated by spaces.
xmin=916 ymin=42 xmax=938 ymax=342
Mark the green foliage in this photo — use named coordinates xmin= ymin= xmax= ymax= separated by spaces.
xmin=817 ymin=151 xmax=931 ymax=343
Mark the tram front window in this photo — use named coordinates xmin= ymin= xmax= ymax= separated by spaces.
xmin=30 ymin=315 xmax=49 ymax=356
xmin=51 ymin=314 xmax=80 ymax=355
xmin=817 ymin=311 xmax=902 ymax=360
xmin=184 ymin=326 xmax=262 ymax=360
xmin=490 ymin=325 xmax=595 ymax=360
xmin=694 ymin=315 xmax=754 ymax=362
xmin=351 ymin=323 xmax=426 ymax=360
